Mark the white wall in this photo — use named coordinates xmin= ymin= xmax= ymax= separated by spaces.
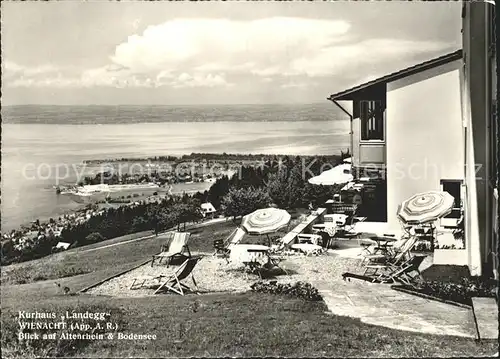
xmin=462 ymin=69 xmax=482 ymax=276
xmin=386 ymin=61 xmax=464 ymax=231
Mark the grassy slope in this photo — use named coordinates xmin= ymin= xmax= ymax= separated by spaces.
xmin=1 ymin=211 xmax=306 ymax=286
xmin=0 ymin=221 xmax=235 ymax=284
xmin=1 ymin=292 xmax=496 ymax=358
xmin=67 ymin=230 xmax=156 ymax=252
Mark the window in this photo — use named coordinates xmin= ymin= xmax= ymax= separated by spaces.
xmin=488 ymin=4 xmax=496 ymax=56
xmin=440 ymin=179 xmax=463 ymax=218
xmin=360 ymin=100 xmax=384 ymax=141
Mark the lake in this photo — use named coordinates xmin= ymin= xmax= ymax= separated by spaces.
xmin=1 ymin=105 xmax=350 ymax=232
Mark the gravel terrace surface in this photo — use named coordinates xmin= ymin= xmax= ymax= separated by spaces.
xmin=86 ymin=251 xmax=364 ymax=297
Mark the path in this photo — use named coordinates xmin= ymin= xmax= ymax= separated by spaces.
xmin=79 ymin=217 xmax=228 ymax=253
xmin=312 ymin=279 xmax=477 ymax=338
xmin=310 ymin=247 xmax=478 ymax=337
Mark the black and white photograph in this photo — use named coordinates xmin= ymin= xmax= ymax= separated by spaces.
xmin=1 ymin=1 xmax=498 ymax=357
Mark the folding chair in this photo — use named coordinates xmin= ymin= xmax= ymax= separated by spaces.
xmin=369 ymin=254 xmax=426 ymax=284
xmin=389 ymin=255 xmax=426 ymax=285
xmin=244 ymin=249 xmax=288 ymax=278
xmin=213 ymin=239 xmax=226 ymax=255
xmin=130 ymin=274 xmax=167 ymax=290
xmin=154 ymin=257 xmax=202 ymax=295
xmin=363 ymin=236 xmax=419 ymax=278
xmin=342 ymin=255 xmax=425 ymax=284
xmin=152 ymin=232 xmax=191 ymax=267
xmin=362 ymin=234 xmax=415 ymax=263
xmin=332 ymin=204 xmax=365 ymax=238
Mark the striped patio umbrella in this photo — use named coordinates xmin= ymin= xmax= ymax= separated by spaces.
xmin=242 ymin=208 xmax=291 ymax=235
xmin=397 ymin=191 xmax=455 ymax=225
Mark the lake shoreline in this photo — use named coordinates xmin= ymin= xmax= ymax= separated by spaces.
xmin=2 ymin=119 xmax=350 ymax=233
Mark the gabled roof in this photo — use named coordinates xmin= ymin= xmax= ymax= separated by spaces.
xmin=328 ymin=49 xmax=463 ymax=101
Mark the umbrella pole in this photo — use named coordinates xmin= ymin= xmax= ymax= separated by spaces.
xmin=267 ymin=234 xmax=271 ymax=247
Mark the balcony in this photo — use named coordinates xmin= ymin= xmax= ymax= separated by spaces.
xmin=351 ymin=117 xmax=386 ymax=171
xmin=359 ymin=142 xmax=386 ymax=165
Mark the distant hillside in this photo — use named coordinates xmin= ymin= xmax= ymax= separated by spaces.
xmin=2 ymin=103 xmax=347 ymax=124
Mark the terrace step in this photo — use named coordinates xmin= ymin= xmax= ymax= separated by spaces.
xmin=472 ymin=297 xmax=498 ymax=340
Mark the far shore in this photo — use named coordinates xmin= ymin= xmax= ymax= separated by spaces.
xmin=82 ymin=152 xmax=343 ymax=165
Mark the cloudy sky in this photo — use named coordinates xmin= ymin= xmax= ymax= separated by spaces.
xmin=2 ymin=2 xmax=462 ymax=105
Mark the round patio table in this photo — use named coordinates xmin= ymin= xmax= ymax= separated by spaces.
xmin=368 ymin=235 xmax=398 ymax=254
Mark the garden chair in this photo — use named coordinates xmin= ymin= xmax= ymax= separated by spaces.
xmin=243 ymin=249 xmax=288 ymax=278
xmin=130 ymin=274 xmax=168 ymax=290
xmin=151 ymin=232 xmax=191 ymax=267
xmin=357 ymin=233 xmax=397 ymax=264
xmin=154 ymin=256 xmax=202 ymax=295
xmin=335 ymin=215 xmax=366 ymax=238
xmin=330 ymin=204 xmax=365 ymax=238
xmin=213 ymin=239 xmax=226 ymax=255
xmin=341 ymin=255 xmax=425 ymax=284
xmin=391 ymin=255 xmax=426 ymax=286
xmin=362 ymin=236 xmax=419 ymax=277
xmin=361 ymin=234 xmax=416 ymax=264
xmin=374 ymin=254 xmax=426 ymax=284
xmin=213 ymin=227 xmax=246 ymax=259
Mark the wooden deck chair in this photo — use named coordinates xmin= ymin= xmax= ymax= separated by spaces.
xmin=342 ymin=255 xmax=426 ymax=284
xmin=383 ymin=254 xmax=426 ymax=285
xmin=154 ymin=257 xmax=202 ymax=295
xmin=152 ymin=232 xmax=191 ymax=267
xmin=363 ymin=236 xmax=419 ymax=277
xmin=130 ymin=274 xmax=167 ymax=290
xmin=362 ymin=234 xmax=415 ymax=264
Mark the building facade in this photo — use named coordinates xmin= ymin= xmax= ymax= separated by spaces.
xmin=461 ymin=1 xmax=497 ymax=278
xmin=327 ymin=1 xmax=497 ymax=277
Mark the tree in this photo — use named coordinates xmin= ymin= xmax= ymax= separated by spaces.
xmin=286 ymin=164 xmax=305 ymax=208
xmin=221 ymin=187 xmax=271 ymax=221
xmin=208 ymin=175 xmax=230 ymax=209
xmin=266 ymin=170 xmax=289 ymax=208
xmin=1 ymin=239 xmax=18 ymax=264
xmin=303 ymin=183 xmax=339 ymax=207
xmin=85 ymin=232 xmax=105 ymax=245
xmin=173 ymin=201 xmax=203 ymax=231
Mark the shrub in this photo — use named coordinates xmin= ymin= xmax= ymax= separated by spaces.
xmin=414 ymin=242 xmax=432 ymax=252
xmin=84 ymin=232 xmax=105 ymax=245
xmin=250 ymin=281 xmax=322 ymax=301
xmin=411 ymin=276 xmax=497 ymax=305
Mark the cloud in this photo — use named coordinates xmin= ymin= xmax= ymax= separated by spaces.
xmin=3 ymin=61 xmax=60 ymax=80
xmin=3 ymin=17 xmax=455 ymax=90
xmin=110 ymin=17 xmax=351 ymax=75
xmin=170 ymin=73 xmax=232 ymax=88
xmin=281 ymin=81 xmax=317 ymax=89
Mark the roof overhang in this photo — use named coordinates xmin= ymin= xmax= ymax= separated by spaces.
xmin=327 ymin=49 xmax=463 ymax=101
